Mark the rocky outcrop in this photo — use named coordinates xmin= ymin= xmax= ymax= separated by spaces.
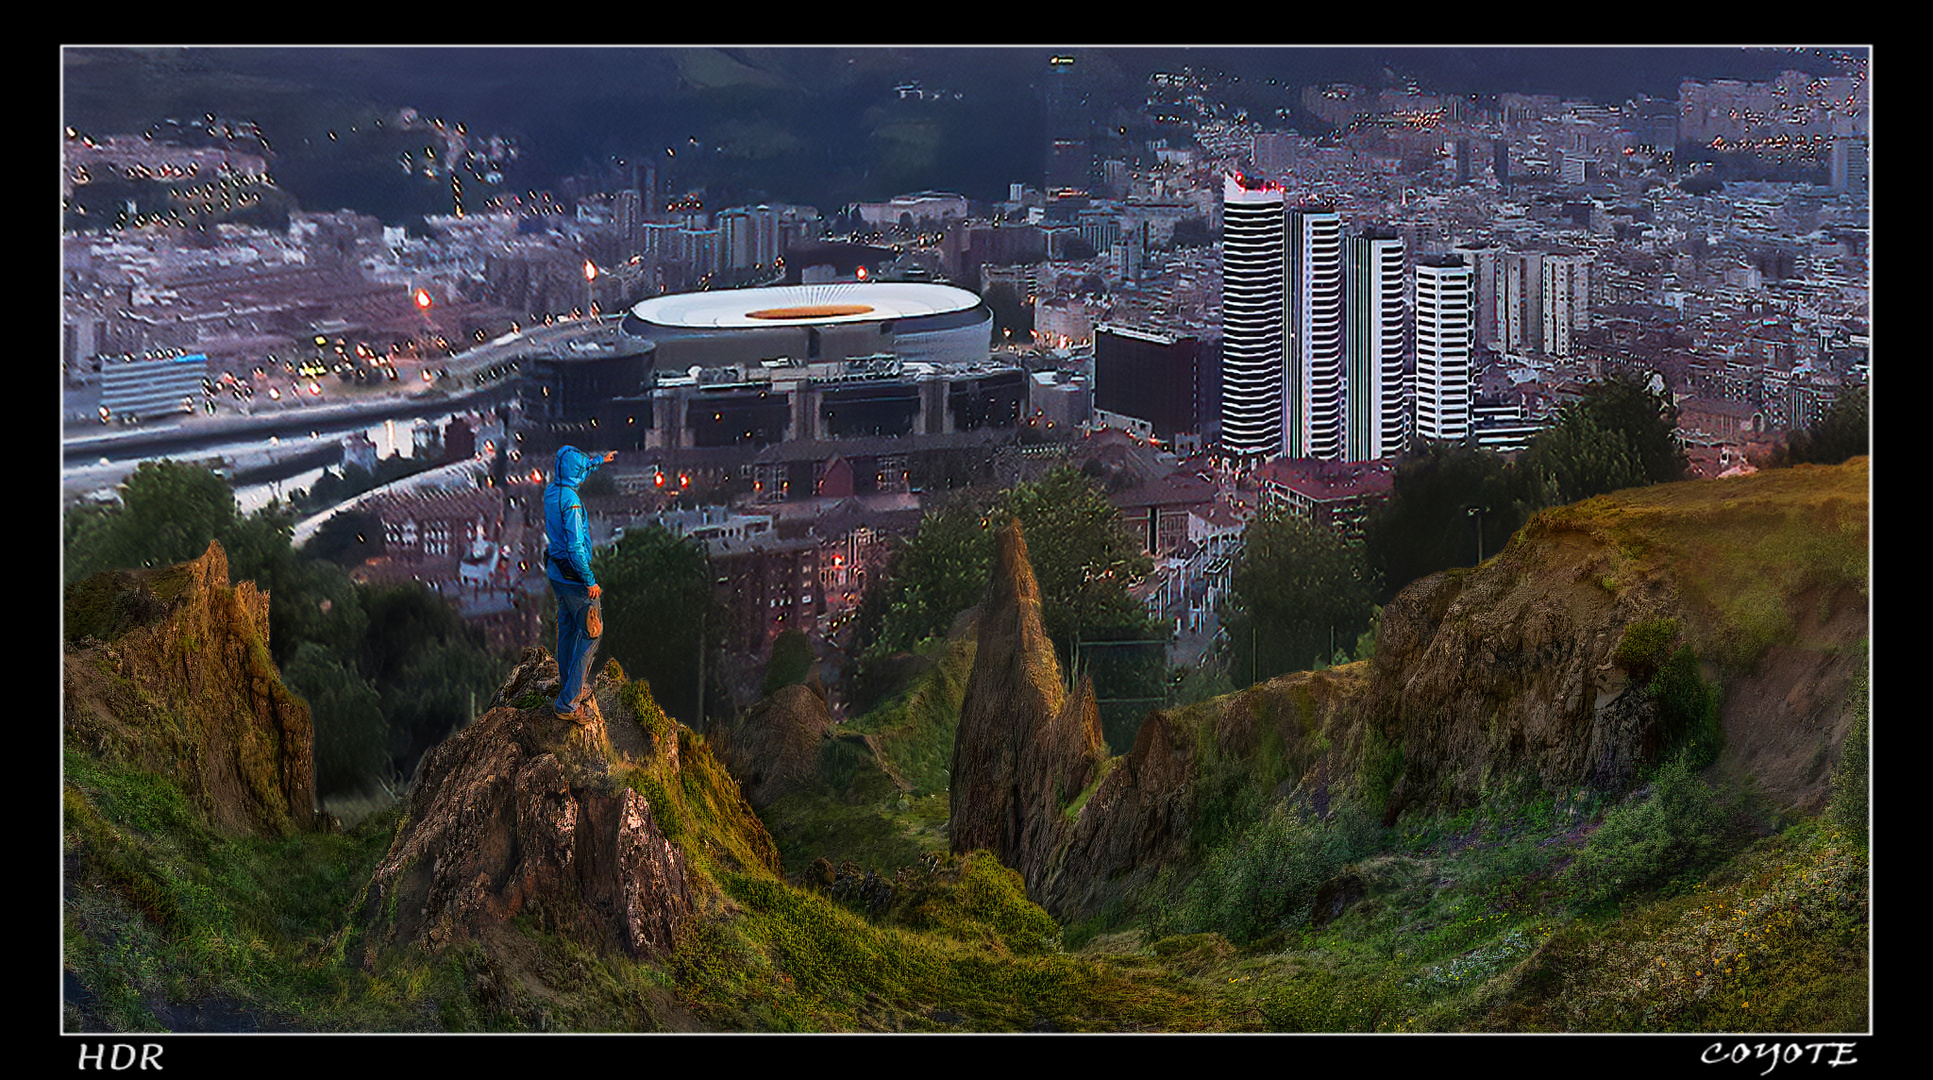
xmin=713 ymin=682 xmax=833 ymax=809
xmin=1356 ymin=462 xmax=1869 ymax=815
xmin=61 ymin=540 xmax=317 ymax=837
xmin=964 ymin=461 xmax=1870 ymax=923
xmin=352 ymin=652 xmax=693 ymax=963
xmin=949 ymin=520 xmax=1107 ymax=892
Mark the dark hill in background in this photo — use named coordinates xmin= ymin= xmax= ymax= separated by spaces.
xmin=62 ymin=46 xmax=1855 ymax=227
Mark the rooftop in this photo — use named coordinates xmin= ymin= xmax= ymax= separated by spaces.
xmin=628 ymin=282 xmax=981 ymax=329
xmin=1254 ymin=458 xmax=1395 ymax=501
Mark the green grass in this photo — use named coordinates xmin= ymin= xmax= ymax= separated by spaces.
xmin=841 ymin=631 xmax=975 ymax=797
xmin=673 ymin=855 xmax=1228 ymax=1032
xmin=64 ymin=745 xmax=405 ymax=1031
xmin=1529 ymin=460 xmax=1868 ymax=673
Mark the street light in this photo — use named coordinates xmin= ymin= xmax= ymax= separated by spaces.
xmin=1467 ymin=505 xmax=1490 ymax=564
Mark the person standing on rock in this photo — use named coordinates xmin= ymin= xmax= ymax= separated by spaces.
xmin=544 ymin=445 xmax=616 ymax=721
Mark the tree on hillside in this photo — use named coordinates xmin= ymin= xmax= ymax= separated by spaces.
xmin=218 ymin=501 xmax=298 ymax=591
xmin=981 ymin=281 xmax=1034 ymax=343
xmin=1762 ymin=383 xmax=1869 ymax=468
xmin=357 ymin=582 xmax=480 ymax=690
xmin=1518 ymin=374 xmax=1688 ymax=507
xmin=872 ymin=493 xmax=996 ymax=654
xmin=761 ymin=627 xmax=817 ymax=698
xmin=869 ymin=467 xmax=1156 ymax=660
xmin=63 ymin=460 xmax=237 ymax=582
xmin=380 ymin=636 xmax=502 ymax=777
xmin=1170 ymin=216 xmax=1212 ymax=248
xmin=308 ymin=509 xmax=386 ymax=567
xmin=266 ymin=556 xmax=369 ymax=669
xmin=1363 ymin=441 xmax=1527 ymax=604
xmin=991 ymin=466 xmax=1155 ymax=652
xmin=1224 ymin=509 xmax=1380 ymax=685
xmin=282 ymin=640 xmax=388 ymax=797
xmin=592 ymin=525 xmax=721 ymax=728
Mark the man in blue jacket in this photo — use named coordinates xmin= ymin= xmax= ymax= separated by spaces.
xmin=544 ymin=444 xmax=616 ymax=720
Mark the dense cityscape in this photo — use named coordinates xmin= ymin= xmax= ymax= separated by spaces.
xmin=61 ymin=47 xmax=1870 ymax=716
xmin=58 ymin=44 xmax=1872 ymax=1044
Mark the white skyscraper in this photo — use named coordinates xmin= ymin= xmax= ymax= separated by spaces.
xmin=1345 ymin=231 xmax=1407 ymax=460
xmin=1453 ymin=240 xmax=1503 ymax=350
xmin=1219 ymin=175 xmax=1287 ymax=459
xmin=1501 ymin=249 xmax=1545 ymax=357
xmin=1414 ymin=255 xmax=1475 ymax=443
xmin=1541 ymin=253 xmax=1591 ymax=358
xmin=1288 ymin=206 xmax=1344 ymax=460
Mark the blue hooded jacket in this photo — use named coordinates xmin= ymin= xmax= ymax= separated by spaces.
xmin=544 ymin=445 xmax=603 ymax=587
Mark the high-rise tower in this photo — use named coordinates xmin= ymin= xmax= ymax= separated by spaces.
xmin=1045 ymin=54 xmax=1091 ymax=194
xmin=1453 ymin=240 xmax=1502 ymax=351
xmin=1540 ymin=253 xmax=1591 ymax=358
xmin=1219 ymin=175 xmax=1287 ymax=460
xmin=1345 ymin=230 xmax=1407 ymax=460
xmin=1414 ymin=255 xmax=1475 ymax=443
xmin=1501 ymin=249 xmax=1545 ymax=357
xmin=1287 ymin=206 xmax=1344 ymax=460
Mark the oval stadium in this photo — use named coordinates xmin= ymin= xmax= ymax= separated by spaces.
xmin=618 ymin=282 xmax=993 ymax=369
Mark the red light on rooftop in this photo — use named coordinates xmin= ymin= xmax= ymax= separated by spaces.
xmin=414 ymin=288 xmax=433 ymax=310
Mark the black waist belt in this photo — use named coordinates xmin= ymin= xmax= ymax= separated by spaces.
xmin=547 ymin=552 xmax=588 ymax=584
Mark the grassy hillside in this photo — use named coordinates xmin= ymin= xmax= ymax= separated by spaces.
xmin=64 ymin=463 xmax=1869 ymax=1032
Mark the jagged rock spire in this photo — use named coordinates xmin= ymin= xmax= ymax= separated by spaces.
xmin=949 ymin=519 xmax=1106 ymax=891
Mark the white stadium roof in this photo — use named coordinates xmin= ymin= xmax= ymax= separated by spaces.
xmin=626 ymin=282 xmax=983 ymax=329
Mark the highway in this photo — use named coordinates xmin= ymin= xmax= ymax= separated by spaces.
xmin=61 ymin=316 xmax=607 ymax=469
xmin=60 ymin=316 xmax=616 ymax=512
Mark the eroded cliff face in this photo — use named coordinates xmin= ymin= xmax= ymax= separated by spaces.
xmin=1359 ymin=461 xmax=1869 ymax=817
xmin=351 ymin=651 xmax=697 ymax=964
xmin=62 ymin=540 xmax=317 ymax=837
xmin=949 ymin=520 xmax=1107 ymax=891
xmin=959 ymin=462 xmax=1870 ymax=923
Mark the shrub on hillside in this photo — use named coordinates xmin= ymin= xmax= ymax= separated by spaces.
xmin=1826 ymin=646 xmax=1869 ymax=847
xmin=1566 ymin=757 xmax=1740 ymax=909
xmin=1650 ymin=646 xmax=1723 ymax=770
xmin=1180 ymin=800 xmax=1383 ymax=946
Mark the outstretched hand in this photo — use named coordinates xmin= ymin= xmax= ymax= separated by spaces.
xmin=603 ymin=451 xmax=618 ymax=463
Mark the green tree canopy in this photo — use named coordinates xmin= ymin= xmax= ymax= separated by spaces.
xmin=992 ymin=466 xmax=1155 ymax=650
xmin=761 ymin=628 xmax=818 ymax=698
xmin=265 ymin=556 xmax=368 ymax=669
xmin=282 ymin=640 xmax=388 ymax=797
xmin=592 ymin=525 xmax=721 ymax=729
xmin=867 ymin=466 xmax=1156 ymax=659
xmin=980 ymin=281 xmax=1034 ymax=343
xmin=1364 ymin=442 xmax=1527 ymax=604
xmin=1764 ymin=382 xmax=1869 ymax=467
xmin=64 ymin=460 xmax=237 ymax=583
xmin=870 ymin=493 xmax=994 ymax=655
xmin=380 ymin=637 xmax=501 ymax=776
xmin=357 ymin=581 xmax=478 ymax=691
xmin=308 ymin=509 xmax=386 ymax=567
xmin=1224 ymin=509 xmax=1380 ymax=685
xmin=1518 ymin=374 xmax=1688 ymax=506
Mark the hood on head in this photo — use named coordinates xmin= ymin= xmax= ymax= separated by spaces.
xmin=554 ymin=445 xmax=598 ymax=488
